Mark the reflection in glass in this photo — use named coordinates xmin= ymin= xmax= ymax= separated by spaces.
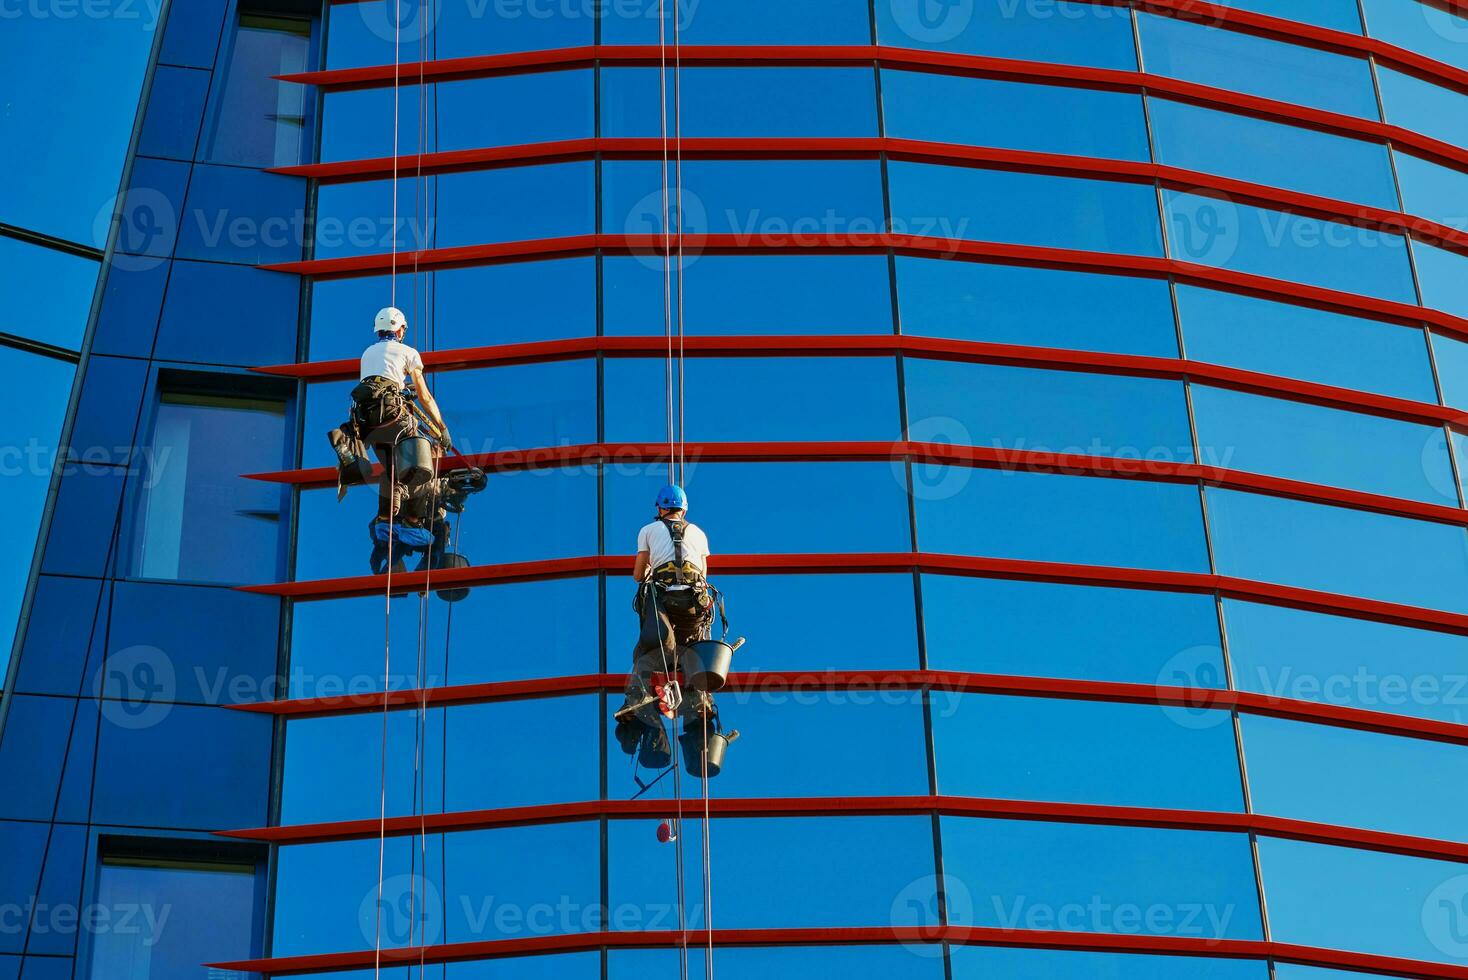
xmin=875 ymin=0 xmax=1138 ymax=69
xmin=602 ymin=68 xmax=877 ymax=137
xmin=206 ymin=13 xmax=312 ymax=167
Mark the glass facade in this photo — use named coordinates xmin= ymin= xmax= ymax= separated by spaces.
xmin=9 ymin=0 xmax=1468 ymax=978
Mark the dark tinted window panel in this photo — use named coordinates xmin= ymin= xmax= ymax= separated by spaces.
xmin=66 ymin=354 xmax=148 ymax=469
xmin=321 ymin=71 xmax=594 ymax=162
xmin=602 ymin=0 xmax=871 ymax=44
xmin=272 ymin=824 xmax=599 ymax=955
xmin=1137 ymin=13 xmax=1379 ymax=118
xmin=904 ymin=358 xmax=1193 ymax=463
xmin=1225 ymin=598 xmax=1468 ymax=725
xmin=175 ymin=165 xmax=308 ymax=266
xmin=602 ymin=68 xmax=877 ymax=137
xmin=1215 ymin=0 xmax=1361 ymax=32
xmin=1176 ymin=285 xmax=1437 ymax=402
xmin=923 ymin=575 xmax=1224 ymax=684
xmin=1394 ymin=150 xmax=1468 ymax=231
xmin=608 ymin=816 xmax=936 ymax=929
xmin=0 ymin=236 xmax=98 ymax=350
xmin=914 ymin=469 xmax=1210 ymax=572
xmin=890 ymin=163 xmax=1164 ymax=255
xmin=603 ymin=254 xmax=894 ymax=335
xmin=935 ymin=694 xmax=1243 ymax=810
xmin=315 ymin=163 xmax=594 ymax=259
xmin=288 ymin=577 xmax=601 ymax=698
xmin=1257 ymin=836 xmax=1468 ymax=964
xmin=155 ymin=261 xmax=299 ymax=366
xmin=942 ymin=817 xmax=1264 ymax=939
xmin=882 ymin=70 xmax=1149 ymax=160
xmin=894 ymin=258 xmax=1179 ymax=356
xmin=115 ymin=157 xmax=191 ymax=262
xmin=294 ymin=466 xmax=597 ymax=580
xmin=280 ymin=696 xmax=600 ymax=824
xmin=605 ymin=462 xmax=913 ymax=555
xmin=15 ymin=577 xmax=106 ymax=697
xmin=1243 ymin=714 xmax=1468 ymax=842
xmin=1190 ymin=384 xmax=1456 ymax=503
xmin=40 ymin=466 xmax=128 ymax=579
xmin=0 ymin=695 xmax=72 ymax=821
xmin=1379 ymin=65 xmax=1468 ymax=150
xmin=875 ymin=0 xmax=1138 ymax=70
xmin=951 ymin=946 xmax=1269 ymax=979
xmin=0 ymin=822 xmax=50 ymax=954
xmin=602 ymin=159 xmax=885 ymax=239
xmin=1414 ymin=239 xmax=1468 ymax=320
xmin=604 ymin=356 xmax=901 ymax=442
xmin=1164 ymin=191 xmax=1417 ymax=303
xmin=1206 ymin=488 xmax=1468 ymax=612
xmin=137 ymin=65 xmax=211 ymax=161
xmin=308 ymin=259 xmax=597 ymax=360
xmin=610 ymin=572 xmax=919 ymax=672
xmin=1363 ymin=0 xmax=1468 ymax=69
xmin=92 ymin=262 xmax=168 ymax=358
xmin=1149 ymin=97 xmax=1397 ymax=209
xmin=325 ymin=0 xmax=593 ymax=67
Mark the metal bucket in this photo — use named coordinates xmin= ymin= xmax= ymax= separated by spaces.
xmin=395 ymin=436 xmax=435 ymax=489
xmin=434 ymin=552 xmax=470 ymax=602
xmin=683 ymin=639 xmax=735 ymax=692
xmin=680 ymin=727 xmax=737 ymax=778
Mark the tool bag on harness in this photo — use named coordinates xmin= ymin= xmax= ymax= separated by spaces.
xmin=350 ymin=376 xmax=407 ymax=431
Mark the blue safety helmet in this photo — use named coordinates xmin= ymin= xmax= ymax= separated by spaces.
xmin=656 ymin=484 xmax=688 ymax=512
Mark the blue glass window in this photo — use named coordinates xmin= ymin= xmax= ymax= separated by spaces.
xmin=86 ymin=852 xmax=262 ymax=976
xmin=605 ymin=462 xmax=912 ymax=555
xmin=875 ymin=0 xmax=1138 ymax=70
xmin=1138 ymin=13 xmax=1379 ymax=118
xmin=155 ymin=261 xmax=299 ymax=367
xmin=1363 ymin=0 xmax=1468 ymax=69
xmin=604 ymin=254 xmax=894 ymax=335
xmin=0 ymin=6 xmax=158 ymax=242
xmin=289 ymin=576 xmax=600 ymax=698
xmin=602 ymin=68 xmax=877 ymax=137
xmin=1176 ymin=285 xmax=1437 ymax=401
xmin=0 ymin=695 xmax=72 ymax=822
xmin=915 ymin=469 xmax=1210 ymax=571
xmin=1206 ymin=487 xmax=1468 ymax=612
xmin=1432 ymin=330 xmax=1468 ymax=408
xmin=175 ymin=165 xmax=308 ymax=267
xmin=281 ymin=696 xmax=599 ymax=824
xmin=605 ymin=356 xmax=901 ymax=442
xmin=128 ymin=384 xmax=290 ymax=584
xmin=1257 ymin=836 xmax=1468 ymax=964
xmin=0 ymin=236 xmax=99 ymax=350
xmin=613 ymin=947 xmax=942 ymax=980
xmin=309 ymin=259 xmax=597 ymax=360
xmin=1164 ymin=191 xmax=1417 ymax=303
xmin=905 ymin=358 xmax=1193 ymax=463
xmin=895 ymin=258 xmax=1179 ymax=356
xmin=608 ymin=816 xmax=936 ymax=929
xmin=1214 ymin=0 xmax=1361 ymax=32
xmin=941 ymin=818 xmax=1263 ymax=939
xmin=14 ymin=576 xmax=105 ymax=698
xmin=137 ymin=65 xmax=211 ymax=162
xmin=325 ymin=0 xmax=592 ymax=67
xmin=315 ymin=163 xmax=594 ymax=259
xmin=602 ymin=0 xmax=871 ymax=44
xmin=1414 ymin=239 xmax=1468 ymax=320
xmin=890 ymin=163 xmax=1164 ymax=255
xmin=1190 ymin=384 xmax=1456 ymax=503
xmin=882 ymin=70 xmax=1149 ymax=160
xmin=951 ymin=947 xmax=1268 ymax=979
xmin=1225 ymin=598 xmax=1468 ymax=725
xmin=923 ymin=574 xmax=1224 ymax=685
xmin=1394 ymin=150 xmax=1468 ymax=230
xmin=1379 ymin=65 xmax=1468 ymax=149
xmin=602 ymin=160 xmax=884 ymax=240
xmin=1148 ymin=97 xmax=1398 ymax=209
xmin=204 ymin=12 xmax=313 ymax=167
xmin=1243 ymin=713 xmax=1468 ymax=841
xmin=935 ymin=694 xmax=1243 ymax=810
xmin=321 ymin=71 xmax=594 ymax=162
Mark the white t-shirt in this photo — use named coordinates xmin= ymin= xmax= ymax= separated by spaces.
xmin=360 ymin=338 xmax=425 ymax=388
xmin=637 ymin=519 xmax=710 ymax=579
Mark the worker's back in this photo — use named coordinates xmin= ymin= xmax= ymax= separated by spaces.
xmin=360 ymin=336 xmax=422 ymax=387
xmin=637 ymin=517 xmax=710 ymax=579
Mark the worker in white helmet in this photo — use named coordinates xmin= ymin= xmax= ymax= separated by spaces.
xmin=344 ymin=307 xmax=452 ymax=524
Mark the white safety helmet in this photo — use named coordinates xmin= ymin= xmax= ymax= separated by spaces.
xmin=374 ymin=306 xmax=408 ymax=336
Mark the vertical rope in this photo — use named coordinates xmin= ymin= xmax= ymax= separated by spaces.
xmin=658 ymin=0 xmax=675 ymax=483
xmin=673 ymin=0 xmax=686 ymax=487
xmin=374 ymin=459 xmax=398 ymax=980
xmin=700 ymin=708 xmax=714 ymax=980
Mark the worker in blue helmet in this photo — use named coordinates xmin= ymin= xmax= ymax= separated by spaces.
xmin=614 ymin=483 xmax=716 ymax=768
